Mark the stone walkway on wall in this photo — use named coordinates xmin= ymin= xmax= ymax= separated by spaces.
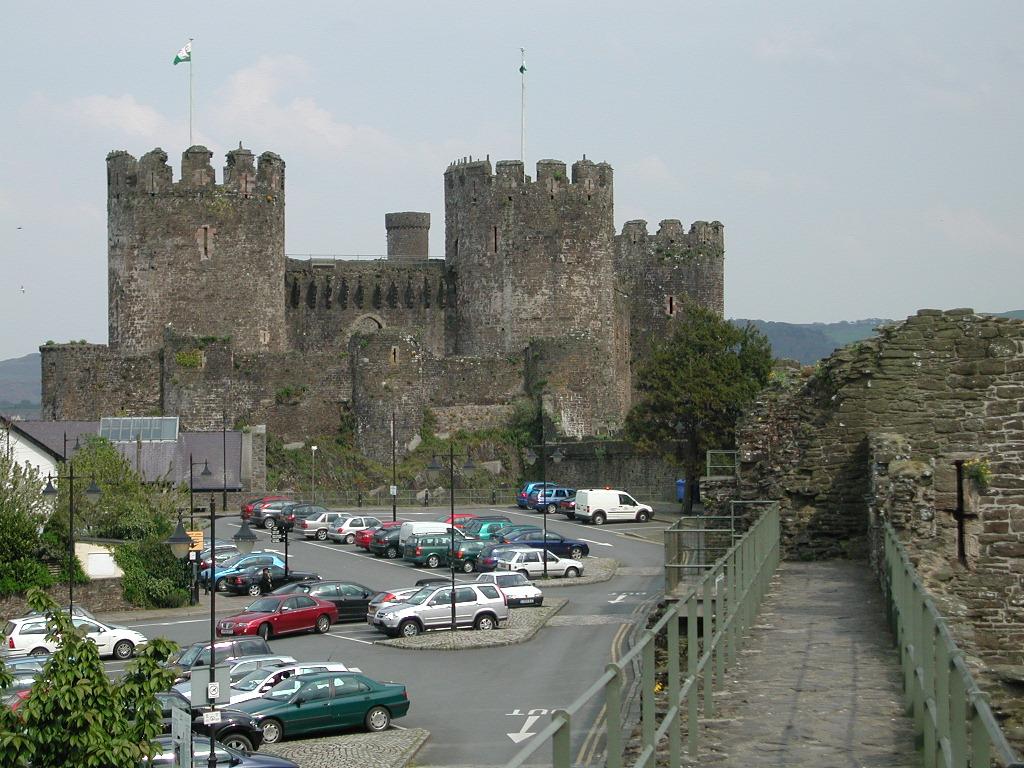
xmin=685 ymin=561 xmax=919 ymax=768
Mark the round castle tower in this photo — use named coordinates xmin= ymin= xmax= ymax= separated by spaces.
xmin=106 ymin=145 xmax=286 ymax=354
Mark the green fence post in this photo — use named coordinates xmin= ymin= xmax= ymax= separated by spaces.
xmin=902 ymin=561 xmax=915 ymax=712
xmin=726 ymin=549 xmax=737 ymax=667
xmin=605 ymin=663 xmax=623 ymax=768
xmin=642 ymin=638 xmax=656 ymax=754
xmin=934 ymin=629 xmax=950 ymax=768
xmin=948 ymin=655 xmax=967 ymax=768
xmin=552 ymin=709 xmax=572 ymax=768
xmin=702 ymin=575 xmax=714 ymax=717
xmin=715 ymin=567 xmax=725 ymax=686
xmin=665 ymin=525 xmax=679 ymax=594
xmin=969 ymin=698 xmax=991 ymax=768
xmin=687 ymin=593 xmax=699 ymax=755
xmin=921 ymin=600 xmax=936 ymax=768
xmin=668 ymin=604 xmax=681 ymax=768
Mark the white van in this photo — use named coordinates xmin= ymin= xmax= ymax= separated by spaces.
xmin=572 ymin=489 xmax=653 ymax=525
xmin=399 ymin=521 xmax=467 ymax=545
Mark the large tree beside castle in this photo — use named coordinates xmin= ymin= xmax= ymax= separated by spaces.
xmin=626 ymin=305 xmax=772 ymax=513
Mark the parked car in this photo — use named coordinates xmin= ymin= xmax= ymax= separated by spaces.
xmin=502 ymin=529 xmax=590 ymax=560
xmin=227 ymin=661 xmax=356 ymax=705
xmin=435 ymin=512 xmax=478 ymax=528
xmin=354 ymin=520 xmax=403 ymax=550
xmin=157 ymin=689 xmax=267 ymax=755
xmin=491 ymin=524 xmax=544 ymax=544
xmin=475 ymin=543 xmax=531 ymax=573
xmin=496 ymin=547 xmax=584 ymax=579
xmin=271 ymin=580 xmax=376 ymax=622
xmin=0 ymin=615 xmax=147 ymax=660
xmin=558 ymin=496 xmax=576 ymax=514
xmin=233 ymin=671 xmax=411 ymax=743
xmin=199 ymin=544 xmax=240 ymax=571
xmin=217 ymin=594 xmax=339 ymax=640
xmin=200 ymin=552 xmax=287 ymax=592
xmin=462 ymin=517 xmax=512 ymax=539
xmin=528 ymin=486 xmax=576 ymax=514
xmin=403 ymin=533 xmax=460 ymax=569
xmin=173 ymin=654 xmax=298 ymax=697
xmin=289 ymin=507 xmax=345 ymax=539
xmin=222 ymin=565 xmax=321 ymax=597
xmin=327 ymin=515 xmax=383 ymax=545
xmin=475 ymin=572 xmax=544 ymax=607
xmin=18 ymin=605 xmax=97 ymax=621
xmin=372 ymin=583 xmax=509 ymax=637
xmin=516 ymin=481 xmax=553 ymax=508
xmin=442 ymin=538 xmax=490 ymax=573
xmin=165 ymin=637 xmax=274 ymax=682
xmin=366 ymin=587 xmax=422 ymax=627
xmin=241 ymin=495 xmax=292 ymax=521
xmin=248 ymin=500 xmax=297 ymax=530
xmin=148 ymin=735 xmax=298 ymax=767
xmin=571 ymin=488 xmax=653 ymax=525
xmin=368 ymin=528 xmax=403 ymax=559
xmin=0 ymin=656 xmax=48 ymax=689
xmin=398 ymin=520 xmax=469 ymax=546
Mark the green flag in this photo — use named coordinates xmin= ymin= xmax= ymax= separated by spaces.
xmin=174 ymin=40 xmax=192 ymax=65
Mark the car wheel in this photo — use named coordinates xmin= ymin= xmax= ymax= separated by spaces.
xmin=385 ymin=546 xmax=400 ymax=559
xmin=461 ymin=560 xmax=474 ymax=573
xmin=565 ymin=567 xmax=581 ymax=578
xmin=262 ymin=517 xmax=276 ymax=530
xmin=536 ymin=598 xmax=544 ymax=606
xmin=315 ymin=614 xmax=331 ymax=634
xmin=364 ymin=705 xmax=391 ymax=732
xmin=636 ymin=510 xmax=650 ymax=522
xmin=426 ymin=554 xmax=440 ymax=569
xmin=517 ymin=569 xmax=531 ymax=580
xmin=474 ymin=613 xmax=497 ymax=631
xmin=112 ymin=639 xmax=135 ymax=660
xmin=547 ymin=503 xmax=557 ymax=514
xmin=258 ymin=622 xmax=272 ymax=640
xmin=316 ymin=528 xmax=328 ymax=541
xmin=345 ymin=533 xmax=356 ymax=544
xmin=592 ymin=512 xmax=607 ymax=525
xmin=29 ymin=647 xmax=50 ymax=656
xmin=569 ymin=546 xmax=585 ymax=560
xmin=215 ymin=578 xmax=227 ymax=592
xmin=247 ymin=583 xmax=262 ymax=597
xmin=221 ymin=734 xmax=253 ymax=754
xmin=399 ymin=620 xmax=421 ymax=637
xmin=261 ymin=719 xmax=284 ymax=744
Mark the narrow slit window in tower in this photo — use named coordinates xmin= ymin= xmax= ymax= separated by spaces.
xmin=200 ymin=225 xmax=211 ymax=260
xmin=390 ymin=346 xmax=399 ymax=365
xmin=493 ymin=227 xmax=498 ymax=253
xmin=666 ymin=295 xmax=675 ymax=316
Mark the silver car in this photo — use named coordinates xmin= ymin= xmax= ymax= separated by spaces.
xmin=296 ymin=509 xmax=345 ymax=540
xmin=495 ymin=547 xmax=584 ymax=579
xmin=374 ymin=583 xmax=509 ymax=637
xmin=327 ymin=515 xmax=382 ymax=544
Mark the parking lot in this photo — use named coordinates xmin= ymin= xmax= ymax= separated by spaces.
xmin=98 ymin=504 xmax=669 ymax=766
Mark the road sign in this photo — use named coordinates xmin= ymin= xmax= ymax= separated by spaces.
xmin=187 ymin=530 xmax=204 ymax=552
xmin=202 ymin=711 xmax=222 ymax=726
xmin=390 ymin=485 xmax=398 ymax=496
xmin=170 ymin=703 xmax=192 ymax=768
xmin=190 ymin=666 xmax=230 ymax=706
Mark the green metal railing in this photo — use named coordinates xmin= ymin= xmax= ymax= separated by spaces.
xmin=882 ymin=520 xmax=1024 ymax=768
xmin=705 ymin=450 xmax=738 ymax=477
xmin=508 ymin=505 xmax=781 ymax=768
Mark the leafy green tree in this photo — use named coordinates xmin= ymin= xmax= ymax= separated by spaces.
xmin=0 ymin=589 xmax=178 ymax=768
xmin=0 ymin=449 xmax=54 ymax=597
xmin=626 ymin=305 xmax=772 ymax=514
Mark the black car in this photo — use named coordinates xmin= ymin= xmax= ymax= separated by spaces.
xmin=164 ymin=637 xmax=273 ymax=682
xmin=502 ymin=530 xmax=590 ymax=560
xmin=368 ymin=528 xmax=402 ymax=559
xmin=157 ymin=689 xmax=265 ymax=755
xmin=270 ymin=580 xmax=376 ymax=622
xmin=222 ymin=565 xmax=321 ymax=597
xmin=147 ymin=736 xmax=298 ymax=767
xmin=249 ymin=500 xmax=298 ymax=530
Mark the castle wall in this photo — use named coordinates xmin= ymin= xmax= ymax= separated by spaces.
xmin=106 ymin=146 xmax=286 ymax=355
xmin=285 ymin=259 xmax=446 ymax=355
xmin=40 ymin=344 xmax=161 ymax=420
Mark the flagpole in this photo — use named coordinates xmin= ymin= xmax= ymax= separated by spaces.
xmin=520 ymin=47 xmax=526 ymax=167
xmin=188 ymin=38 xmax=194 ymax=146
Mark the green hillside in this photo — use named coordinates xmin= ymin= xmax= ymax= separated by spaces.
xmin=0 ymin=353 xmax=40 ymax=417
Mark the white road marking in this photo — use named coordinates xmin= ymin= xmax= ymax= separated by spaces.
xmin=577 ymin=538 xmax=613 ymax=547
xmin=507 ymin=714 xmax=541 ymax=743
xmin=328 ymin=633 xmax=375 ymax=645
xmin=607 ymin=594 xmax=627 ymax=604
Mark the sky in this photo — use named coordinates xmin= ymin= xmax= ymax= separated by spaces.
xmin=1 ymin=1 xmax=1022 ymax=360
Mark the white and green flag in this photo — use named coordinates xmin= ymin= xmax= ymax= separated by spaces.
xmin=173 ymin=40 xmax=192 ymax=65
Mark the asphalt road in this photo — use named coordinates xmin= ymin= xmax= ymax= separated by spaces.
xmin=108 ymin=505 xmax=668 ymax=766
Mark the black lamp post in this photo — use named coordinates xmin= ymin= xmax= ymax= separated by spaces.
xmin=391 ymin=411 xmax=398 ymax=523
xmin=42 ymin=442 xmax=101 ymax=615
xmin=427 ymin=444 xmax=475 ymax=631
xmin=524 ymin=418 xmax=565 ymax=578
xmin=188 ymin=457 xmax=212 ymax=606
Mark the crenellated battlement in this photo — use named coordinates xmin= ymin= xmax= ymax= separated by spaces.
xmin=106 ymin=146 xmax=285 ymax=198
xmin=444 ymin=155 xmax=613 ymax=200
xmin=619 ymin=218 xmax=725 ymax=254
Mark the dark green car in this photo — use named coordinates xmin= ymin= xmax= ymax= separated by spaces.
xmin=234 ymin=671 xmax=410 ymax=744
xmin=403 ymin=533 xmax=458 ymax=568
xmin=442 ymin=538 xmax=490 ymax=573
xmin=464 ymin=520 xmax=514 ymax=540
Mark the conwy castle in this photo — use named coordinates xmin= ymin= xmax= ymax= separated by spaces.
xmin=41 ymin=145 xmax=724 ymax=459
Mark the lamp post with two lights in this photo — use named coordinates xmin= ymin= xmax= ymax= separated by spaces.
xmin=426 ymin=444 xmax=475 ymax=631
xmin=523 ymin=417 xmax=564 ymax=578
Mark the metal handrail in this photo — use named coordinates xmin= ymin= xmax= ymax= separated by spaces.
xmin=507 ymin=505 xmax=781 ymax=767
xmin=881 ymin=519 xmax=1024 ymax=767
xmin=705 ymin=449 xmax=738 ymax=477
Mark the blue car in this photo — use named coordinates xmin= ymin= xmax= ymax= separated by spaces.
xmin=528 ymin=486 xmax=576 ymax=513
xmin=516 ymin=481 xmax=556 ymax=508
xmin=199 ymin=551 xmax=287 ymax=592
xmin=503 ymin=529 xmax=590 ymax=560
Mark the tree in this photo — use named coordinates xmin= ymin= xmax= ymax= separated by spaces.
xmin=0 ymin=589 xmax=178 ymax=768
xmin=626 ymin=305 xmax=772 ymax=514
xmin=0 ymin=448 xmax=54 ymax=597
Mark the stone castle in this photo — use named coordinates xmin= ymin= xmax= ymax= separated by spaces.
xmin=41 ymin=145 xmax=724 ymax=460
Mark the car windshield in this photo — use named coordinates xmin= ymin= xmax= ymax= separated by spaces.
xmin=402 ymin=587 xmax=435 ymax=606
xmin=244 ymin=598 xmax=280 ymax=613
xmin=217 ymin=554 xmax=246 ymax=568
xmin=173 ymin=643 xmax=203 ymax=667
xmin=264 ymin=676 xmax=304 ymax=701
xmin=499 ymin=573 xmax=530 ymax=586
xmin=496 ymin=550 xmax=519 ymax=561
xmin=233 ymin=668 xmax=276 ymax=692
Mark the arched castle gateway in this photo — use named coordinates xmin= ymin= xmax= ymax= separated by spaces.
xmin=41 ymin=147 xmax=724 ymax=461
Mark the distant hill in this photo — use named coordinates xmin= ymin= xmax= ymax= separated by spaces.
xmin=0 ymin=353 xmax=41 ymax=419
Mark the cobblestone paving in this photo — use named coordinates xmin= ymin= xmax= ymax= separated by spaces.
xmin=378 ymin=598 xmax=568 ymax=650
xmin=678 ymin=561 xmax=918 ymax=768
xmin=260 ymin=727 xmax=429 ymax=767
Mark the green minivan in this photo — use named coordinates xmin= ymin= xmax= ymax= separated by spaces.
xmin=443 ymin=538 xmax=490 ymax=572
xmin=403 ymin=533 xmax=457 ymax=568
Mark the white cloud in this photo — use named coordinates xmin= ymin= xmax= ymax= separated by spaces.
xmin=754 ymin=27 xmax=838 ymax=64
xmin=31 ymin=93 xmax=178 ymax=144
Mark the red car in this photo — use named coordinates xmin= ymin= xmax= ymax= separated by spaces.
xmin=216 ymin=594 xmax=338 ymax=640
xmin=355 ymin=520 xmax=403 ymax=550
xmin=240 ymin=495 xmax=291 ymax=521
xmin=436 ymin=512 xmax=478 ymax=529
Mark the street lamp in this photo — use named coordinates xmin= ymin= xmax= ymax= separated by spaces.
xmin=426 ymin=444 xmax=475 ymax=631
xmin=391 ymin=412 xmax=398 ymax=523
xmin=311 ymin=445 xmax=318 ymax=505
xmin=187 ymin=457 xmax=213 ymax=605
xmin=42 ymin=442 xmax=101 ymax=615
xmin=524 ymin=418 xmax=564 ymax=578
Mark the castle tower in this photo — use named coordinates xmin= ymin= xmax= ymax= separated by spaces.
xmin=385 ymin=212 xmax=430 ymax=260
xmin=106 ymin=146 xmax=286 ymax=354
xmin=444 ymin=156 xmax=631 ymax=435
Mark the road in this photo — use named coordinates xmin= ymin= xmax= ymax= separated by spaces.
xmin=109 ymin=505 xmax=667 ymax=766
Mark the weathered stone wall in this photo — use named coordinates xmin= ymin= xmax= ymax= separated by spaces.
xmin=40 ymin=343 xmax=161 ymax=420
xmin=532 ymin=440 xmax=682 ymax=501
xmin=106 ymin=146 xmax=286 ymax=355
xmin=0 ymin=578 xmax=133 ymax=623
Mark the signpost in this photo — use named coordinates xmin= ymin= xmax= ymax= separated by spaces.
xmin=189 ymin=665 xmax=230 ymax=707
xmin=170 ymin=703 xmax=192 ymax=768
xmin=270 ymin=525 xmax=290 ymax=577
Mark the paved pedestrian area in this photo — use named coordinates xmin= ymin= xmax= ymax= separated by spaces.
xmin=260 ymin=727 xmax=429 ymax=767
xmin=683 ymin=560 xmax=918 ymax=767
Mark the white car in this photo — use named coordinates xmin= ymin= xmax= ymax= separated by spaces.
xmin=475 ymin=572 xmax=544 ymax=607
xmin=172 ymin=653 xmax=297 ymax=697
xmin=327 ymin=515 xmax=383 ymax=544
xmin=571 ymin=488 xmax=653 ymax=525
xmin=495 ymin=547 xmax=584 ymax=579
xmin=0 ymin=615 xmax=148 ymax=660
xmin=226 ymin=661 xmax=357 ymax=704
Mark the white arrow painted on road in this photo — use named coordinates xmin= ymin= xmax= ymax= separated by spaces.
xmin=507 ymin=714 xmax=540 ymax=743
xmin=577 ymin=538 xmax=614 ymax=547
xmin=607 ymin=594 xmax=627 ymax=604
